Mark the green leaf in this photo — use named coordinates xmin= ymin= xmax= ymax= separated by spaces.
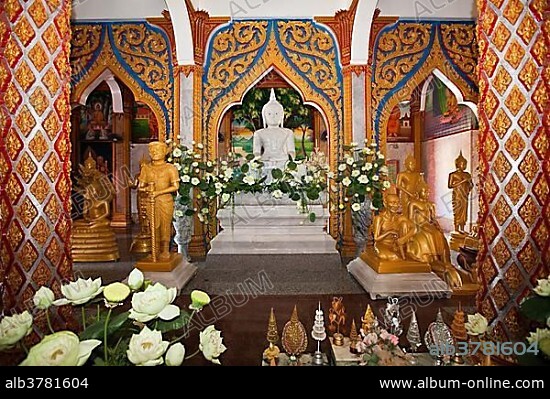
xmin=241 ymin=164 xmax=249 ymax=173
xmin=271 ymin=169 xmax=283 ymax=180
xmin=80 ymin=311 xmax=130 ymax=341
xmin=291 ymin=193 xmax=301 ymax=201
xmin=520 ymin=296 xmax=550 ymax=323
xmin=306 ymin=190 xmax=319 ymax=201
xmin=287 ymin=161 xmax=297 ymax=171
xmin=184 ymin=209 xmax=194 ymax=216
xmin=199 ymin=182 xmax=209 ymax=191
xmin=309 ymin=212 xmax=316 ymax=223
xmin=154 ymin=311 xmax=191 ymax=333
xmin=246 ymin=153 xmax=255 ymax=161
xmin=280 ymin=182 xmax=291 ymax=193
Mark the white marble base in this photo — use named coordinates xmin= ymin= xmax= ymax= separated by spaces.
xmin=143 ymin=261 xmax=197 ymax=293
xmin=347 ymin=258 xmax=452 ymax=300
xmin=210 ymin=194 xmax=338 ymax=255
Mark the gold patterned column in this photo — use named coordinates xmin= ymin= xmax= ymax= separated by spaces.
xmin=476 ymin=0 xmax=549 ymax=341
xmin=0 ymin=0 xmax=73 ymax=327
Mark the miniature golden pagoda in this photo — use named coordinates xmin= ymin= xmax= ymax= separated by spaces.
xmin=281 ymin=305 xmax=308 ymax=361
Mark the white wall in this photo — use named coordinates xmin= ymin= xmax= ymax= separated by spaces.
xmin=72 ymin=0 xmax=477 ymax=20
xmin=386 ymin=142 xmax=414 ymax=181
xmin=72 ymin=0 xmax=166 ymax=20
xmin=422 ymin=130 xmax=478 ymax=232
xmin=377 ymin=0 xmax=477 ymax=19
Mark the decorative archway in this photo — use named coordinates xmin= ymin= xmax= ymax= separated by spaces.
xmin=201 ymin=19 xmax=344 ymax=239
xmin=371 ymin=21 xmax=478 ymax=151
xmin=202 ymin=20 xmax=344 ymax=171
xmin=70 ymin=22 xmax=174 ymax=139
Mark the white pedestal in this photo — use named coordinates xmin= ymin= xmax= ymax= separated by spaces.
xmin=210 ymin=193 xmax=338 ymax=255
xmin=347 ymin=258 xmax=452 ymax=300
xmin=143 ymin=260 xmax=197 ymax=293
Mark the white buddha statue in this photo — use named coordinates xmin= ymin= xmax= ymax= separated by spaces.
xmin=253 ymin=89 xmax=296 ymax=172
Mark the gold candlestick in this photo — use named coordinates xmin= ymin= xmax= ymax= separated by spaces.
xmin=148 ymin=182 xmax=157 ymax=262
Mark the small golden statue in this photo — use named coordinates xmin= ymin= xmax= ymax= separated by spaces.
xmin=263 ymin=308 xmax=281 ymax=366
xmin=396 ymin=154 xmax=424 ymax=218
xmin=448 ymin=152 xmax=475 ymax=251
xmin=281 ymin=305 xmax=308 ymax=361
xmin=349 ymin=319 xmax=360 ymax=354
xmin=328 ymin=297 xmax=346 ymax=346
xmin=136 ymin=141 xmax=182 ymax=272
xmin=130 ymin=156 xmax=152 ymax=254
xmin=71 ymin=155 xmax=119 ymax=262
xmin=361 ymin=304 xmax=378 ymax=334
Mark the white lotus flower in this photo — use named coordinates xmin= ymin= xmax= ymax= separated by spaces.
xmin=221 ymin=193 xmax=231 ymax=203
xmin=127 ymin=326 xmax=169 ymax=366
xmin=165 ymin=343 xmax=185 ymax=366
xmin=342 ymin=177 xmax=351 ymax=187
xmin=365 ymin=162 xmax=373 ymax=171
xmin=305 ymin=175 xmax=313 ymax=183
xmin=127 ymin=268 xmax=144 ymax=291
xmin=20 ymin=331 xmax=100 ymax=366
xmin=191 ymin=162 xmax=198 ymax=167
xmin=197 ymin=143 xmax=204 ymax=149
xmin=372 ymin=175 xmax=379 ymax=181
xmin=129 ymin=283 xmax=180 ymax=323
xmin=0 ymin=311 xmax=33 ymax=350
xmin=175 ymin=209 xmax=184 ymax=217
xmin=33 ymin=287 xmax=55 ymax=310
xmin=224 ymin=168 xmax=234 ymax=179
xmin=383 ymin=180 xmax=391 ymax=189
xmin=351 ymin=170 xmax=360 ymax=178
xmin=380 ymin=165 xmax=389 ymax=174
xmin=199 ymin=325 xmax=227 ymax=365
xmin=338 ymin=164 xmax=347 ymax=172
xmin=191 ymin=177 xmax=200 ymax=186
xmin=526 ymin=328 xmax=550 ymax=345
xmin=272 ymin=190 xmax=283 ymax=199
xmin=358 ymin=175 xmax=369 ymax=184
xmin=345 ymin=157 xmax=354 ymax=165
xmin=465 ymin=313 xmax=488 ymax=336
xmin=181 ymin=175 xmax=190 ymax=183
xmin=243 ymin=175 xmax=255 ymax=185
xmin=534 ymin=278 xmax=550 ymax=297
xmin=351 ymin=203 xmax=361 ymax=212
xmin=53 ymin=278 xmax=103 ymax=306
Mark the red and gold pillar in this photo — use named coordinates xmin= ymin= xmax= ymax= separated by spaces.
xmin=0 ymin=0 xmax=73 ymax=325
xmin=476 ymin=0 xmax=549 ymax=340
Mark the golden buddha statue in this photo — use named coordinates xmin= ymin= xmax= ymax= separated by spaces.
xmin=71 ymin=155 xmax=119 ymax=262
xmin=396 ymin=154 xmax=424 ymax=218
xmin=130 ymin=156 xmax=152 ymax=254
xmin=361 ymin=193 xmax=431 ymax=273
xmin=136 ymin=141 xmax=181 ymax=271
xmin=448 ymin=152 xmax=473 ymax=233
xmin=407 ymin=181 xmax=462 ymax=288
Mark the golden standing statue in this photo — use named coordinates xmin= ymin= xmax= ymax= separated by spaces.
xmin=396 ymin=154 xmax=424 ymax=218
xmin=130 ymin=156 xmax=152 ymax=254
xmin=71 ymin=155 xmax=119 ymax=262
xmin=136 ymin=141 xmax=180 ymax=270
xmin=448 ymin=152 xmax=473 ymax=233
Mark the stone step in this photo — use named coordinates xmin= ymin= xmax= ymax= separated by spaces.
xmin=204 ymin=253 xmax=342 ymax=271
xmin=219 ymin=225 xmax=325 ymax=235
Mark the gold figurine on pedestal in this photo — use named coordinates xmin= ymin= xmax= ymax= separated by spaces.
xmin=71 ymin=155 xmax=119 ymax=262
xmin=361 ymin=304 xmax=378 ymax=334
xmin=130 ymin=156 xmax=152 ymax=254
xmin=136 ymin=141 xmax=182 ymax=272
xmin=263 ymin=308 xmax=281 ymax=366
xmin=448 ymin=152 xmax=475 ymax=251
xmin=328 ymin=297 xmax=346 ymax=346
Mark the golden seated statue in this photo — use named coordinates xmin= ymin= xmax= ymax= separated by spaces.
xmin=407 ymin=182 xmax=462 ymax=289
xmin=361 ymin=193 xmax=431 ymax=274
xmin=71 ymin=155 xmax=119 ymax=262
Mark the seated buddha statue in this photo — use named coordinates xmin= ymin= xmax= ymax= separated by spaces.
xmin=253 ymin=89 xmax=296 ymax=176
xmin=372 ymin=193 xmax=415 ymax=261
xmin=71 ymin=155 xmax=119 ymax=262
xmin=407 ymin=181 xmax=462 ymax=288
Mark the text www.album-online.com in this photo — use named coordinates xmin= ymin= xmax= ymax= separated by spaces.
xmin=379 ymin=377 xmax=545 ymax=389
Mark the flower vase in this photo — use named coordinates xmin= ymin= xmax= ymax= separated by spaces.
xmin=173 ymin=201 xmax=193 ymax=261
xmin=351 ymin=197 xmax=373 ymax=258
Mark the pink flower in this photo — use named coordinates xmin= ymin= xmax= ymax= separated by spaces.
xmin=379 ymin=329 xmax=390 ymax=341
xmin=389 ymin=334 xmax=399 ymax=346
